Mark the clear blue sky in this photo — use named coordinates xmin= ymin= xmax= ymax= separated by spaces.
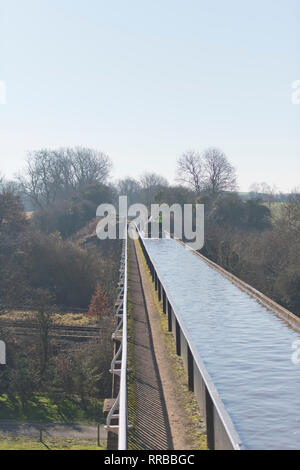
xmin=0 ymin=0 xmax=299 ymax=191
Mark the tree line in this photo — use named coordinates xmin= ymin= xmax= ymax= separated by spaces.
xmin=1 ymin=144 xmax=300 ymax=318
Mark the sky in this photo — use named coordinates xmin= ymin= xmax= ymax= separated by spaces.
xmin=0 ymin=0 xmax=299 ymax=192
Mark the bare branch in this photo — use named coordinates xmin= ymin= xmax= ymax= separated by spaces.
xmin=18 ymin=147 xmax=113 ymax=209
xmin=176 ymin=150 xmax=203 ymax=193
xmin=202 ymin=147 xmax=237 ymax=193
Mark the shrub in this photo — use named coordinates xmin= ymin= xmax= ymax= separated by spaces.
xmin=88 ymin=284 xmax=110 ymax=318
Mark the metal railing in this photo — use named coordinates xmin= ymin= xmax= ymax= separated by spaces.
xmin=135 ymin=225 xmax=244 ymax=450
xmin=106 ymin=218 xmax=128 ymax=450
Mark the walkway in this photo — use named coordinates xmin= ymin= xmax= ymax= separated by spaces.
xmin=127 ymin=239 xmax=173 ymax=450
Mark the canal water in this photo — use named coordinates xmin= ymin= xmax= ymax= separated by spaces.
xmin=143 ymin=237 xmax=300 ymax=450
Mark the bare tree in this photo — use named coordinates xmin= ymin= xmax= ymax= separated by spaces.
xmin=139 ymin=172 xmax=169 ymax=189
xmin=68 ymin=147 xmax=112 ymax=188
xmin=18 ymin=147 xmax=112 ymax=209
xmin=138 ymin=172 xmax=169 ymax=206
xmin=117 ymin=177 xmax=141 ymax=205
xmin=202 ymin=147 xmax=237 ymax=193
xmin=176 ymin=150 xmax=202 ymax=193
xmin=0 ymin=176 xmax=18 ymax=195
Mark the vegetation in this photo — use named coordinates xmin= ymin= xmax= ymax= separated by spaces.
xmin=0 ymin=191 xmax=120 ymax=311
xmin=18 ymin=147 xmax=112 ymax=209
xmin=0 ymin=394 xmax=104 ymax=424
xmin=0 ymin=154 xmax=119 ymax=447
xmin=1 ymin=145 xmax=299 ymax=318
xmin=0 ymin=325 xmax=113 ymax=423
xmin=0 ymin=310 xmax=97 ymax=326
xmin=199 ymin=192 xmax=300 ymax=315
xmin=0 ymin=435 xmax=105 ymax=450
xmin=88 ymin=284 xmax=111 ymax=318
xmin=176 ymin=148 xmax=237 ymax=193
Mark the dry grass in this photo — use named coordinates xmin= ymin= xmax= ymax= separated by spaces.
xmin=0 ymin=310 xmax=97 ymax=326
xmin=68 ymin=218 xmax=99 ymax=246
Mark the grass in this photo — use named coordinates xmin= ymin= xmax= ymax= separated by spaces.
xmin=52 ymin=312 xmax=97 ymax=326
xmin=0 ymin=394 xmax=104 ymax=425
xmin=0 ymin=435 xmax=105 ymax=450
xmin=136 ymin=239 xmax=207 ymax=450
xmin=264 ymin=202 xmax=284 ymax=219
xmin=68 ymin=218 xmax=98 ymax=246
xmin=0 ymin=310 xmax=97 ymax=326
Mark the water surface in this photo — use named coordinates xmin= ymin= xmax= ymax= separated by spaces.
xmin=144 ymin=238 xmax=300 ymax=450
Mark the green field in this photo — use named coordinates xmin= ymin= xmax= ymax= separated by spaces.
xmin=0 ymin=435 xmax=105 ymax=450
xmin=0 ymin=394 xmax=104 ymax=424
xmin=265 ymin=202 xmax=284 ymax=219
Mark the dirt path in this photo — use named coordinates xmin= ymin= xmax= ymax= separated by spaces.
xmin=128 ymin=239 xmax=173 ymax=450
xmin=133 ymin=238 xmax=202 ymax=450
xmin=0 ymin=421 xmax=107 ymax=440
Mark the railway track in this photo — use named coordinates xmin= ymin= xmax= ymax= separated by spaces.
xmin=0 ymin=319 xmax=101 ymax=342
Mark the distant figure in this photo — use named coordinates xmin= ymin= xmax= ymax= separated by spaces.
xmin=146 ymin=215 xmax=152 ymax=238
xmin=158 ymin=214 xmax=163 ymax=238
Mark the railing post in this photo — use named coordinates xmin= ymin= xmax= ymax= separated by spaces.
xmin=151 ymin=263 xmax=154 ymax=281
xmin=162 ymin=289 xmax=166 ymax=314
xmin=205 ymin=388 xmax=215 ymax=450
xmin=175 ymin=319 xmax=181 ymax=356
xmin=187 ymin=346 xmax=194 ymax=392
xmin=158 ymin=279 xmax=162 ymax=301
xmin=155 ymin=271 xmax=158 ymax=291
xmin=167 ymin=301 xmax=172 ymax=332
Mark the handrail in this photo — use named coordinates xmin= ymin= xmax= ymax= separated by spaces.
xmin=118 ymin=218 xmax=128 ymax=450
xmin=106 ymin=217 xmax=128 ymax=450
